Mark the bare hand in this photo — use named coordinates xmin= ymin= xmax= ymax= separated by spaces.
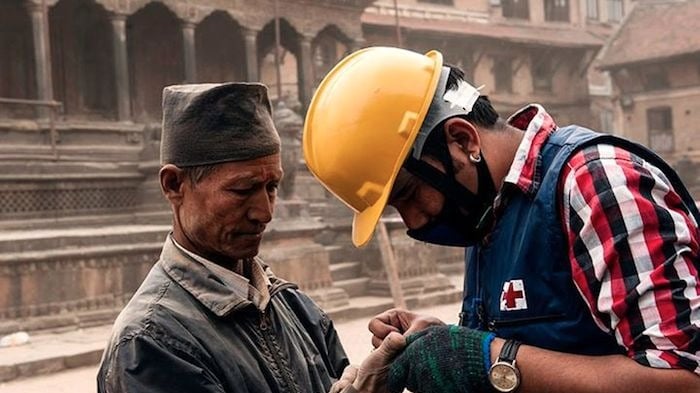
xmin=367 ymin=308 xmax=445 ymax=348
xmin=329 ymin=365 xmax=358 ymax=393
xmin=352 ymin=332 xmax=406 ymax=393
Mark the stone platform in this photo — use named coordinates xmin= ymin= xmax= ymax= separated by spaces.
xmin=0 ymin=281 xmax=463 ymax=383
xmin=0 ymin=213 xmax=465 ymax=335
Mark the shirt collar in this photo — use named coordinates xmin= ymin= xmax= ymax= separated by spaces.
xmin=160 ymin=235 xmax=273 ymax=316
xmin=502 ymin=104 xmax=558 ymax=196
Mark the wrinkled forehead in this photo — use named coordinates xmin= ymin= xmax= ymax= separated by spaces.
xmin=208 ymin=155 xmax=283 ymax=183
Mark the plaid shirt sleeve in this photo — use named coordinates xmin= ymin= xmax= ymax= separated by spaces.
xmin=560 ymin=144 xmax=700 ymax=375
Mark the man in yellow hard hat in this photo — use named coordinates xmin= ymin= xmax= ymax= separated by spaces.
xmin=305 ymin=47 xmax=700 ymax=393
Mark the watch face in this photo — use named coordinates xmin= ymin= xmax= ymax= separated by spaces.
xmin=488 ymin=362 xmax=520 ymax=392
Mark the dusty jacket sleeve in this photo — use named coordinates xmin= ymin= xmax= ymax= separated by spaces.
xmin=322 ymin=310 xmax=351 ymax=377
xmin=280 ymin=288 xmax=350 ymax=378
xmin=98 ymin=332 xmax=224 ymax=393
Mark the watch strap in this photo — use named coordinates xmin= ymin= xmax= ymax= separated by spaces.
xmin=498 ymin=339 xmax=521 ymax=364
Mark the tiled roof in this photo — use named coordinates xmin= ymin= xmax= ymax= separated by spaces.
xmin=599 ymin=0 xmax=700 ymax=69
xmin=361 ymin=12 xmax=604 ymax=48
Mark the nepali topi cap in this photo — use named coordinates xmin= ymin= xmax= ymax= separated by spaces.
xmin=160 ymin=82 xmax=281 ymax=166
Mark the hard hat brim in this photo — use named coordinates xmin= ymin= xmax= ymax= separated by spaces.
xmin=352 ymin=188 xmax=391 ymax=248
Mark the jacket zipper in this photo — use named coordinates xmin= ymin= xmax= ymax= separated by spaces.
xmin=259 ymin=304 xmax=299 ymax=393
xmin=487 ymin=313 xmax=567 ymax=331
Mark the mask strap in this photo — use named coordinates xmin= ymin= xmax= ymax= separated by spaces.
xmin=403 ymin=156 xmax=480 ymax=209
xmin=404 ymin=152 xmax=496 ymax=233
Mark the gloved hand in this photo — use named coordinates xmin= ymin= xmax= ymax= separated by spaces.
xmin=387 ymin=325 xmax=495 ymax=393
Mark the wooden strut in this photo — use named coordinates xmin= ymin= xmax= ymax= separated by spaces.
xmin=376 ymin=219 xmax=407 ymax=309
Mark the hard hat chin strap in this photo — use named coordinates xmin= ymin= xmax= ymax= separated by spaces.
xmin=403 ymin=144 xmax=497 ymax=239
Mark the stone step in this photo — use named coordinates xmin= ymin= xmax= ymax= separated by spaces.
xmin=325 ymin=244 xmax=364 ymax=264
xmin=294 ymin=174 xmax=328 ymax=201
xmin=0 ymin=224 xmax=171 ymax=253
xmin=330 ymin=261 xmax=363 ymax=282
xmin=333 ymin=277 xmax=370 ymax=298
xmin=0 ymin=210 xmax=172 ymax=231
xmin=0 ymin=160 xmax=140 ymax=176
xmin=0 ymin=241 xmax=163 ymax=264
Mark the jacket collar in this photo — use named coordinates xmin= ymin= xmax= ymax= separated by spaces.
xmin=159 ymin=235 xmax=291 ymax=317
xmin=502 ymin=104 xmax=558 ymax=196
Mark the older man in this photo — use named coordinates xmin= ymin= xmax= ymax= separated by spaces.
xmin=98 ymin=83 xmax=348 ymax=393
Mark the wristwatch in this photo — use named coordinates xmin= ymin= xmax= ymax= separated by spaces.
xmin=488 ymin=339 xmax=522 ymax=392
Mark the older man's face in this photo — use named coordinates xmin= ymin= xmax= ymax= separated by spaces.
xmin=178 ymin=154 xmax=283 ymax=263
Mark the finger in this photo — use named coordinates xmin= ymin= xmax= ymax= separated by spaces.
xmin=328 ymin=380 xmax=347 ymax=393
xmin=369 ymin=308 xmax=408 ymax=328
xmin=371 ymin=335 xmax=383 ymax=349
xmin=368 ymin=318 xmax=401 ymax=342
xmin=376 ymin=331 xmax=407 ymax=359
xmin=361 ymin=332 xmax=407 ymax=371
xmin=329 ymin=366 xmax=358 ymax=393
xmin=404 ymin=326 xmax=433 ymax=346
xmin=403 ymin=317 xmax=446 ymax=337
xmin=340 ymin=365 xmax=358 ymax=382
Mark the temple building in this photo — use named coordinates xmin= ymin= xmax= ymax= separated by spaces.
xmin=1 ymin=0 xmax=659 ymax=335
xmin=598 ymin=0 xmax=700 ymax=193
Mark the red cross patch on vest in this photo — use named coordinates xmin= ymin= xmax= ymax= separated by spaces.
xmin=500 ymin=279 xmax=528 ymax=311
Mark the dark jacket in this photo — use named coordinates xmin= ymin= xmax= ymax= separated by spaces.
xmin=97 ymin=238 xmax=349 ymax=393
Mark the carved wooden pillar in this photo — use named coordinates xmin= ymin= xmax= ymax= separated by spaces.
xmin=298 ymin=34 xmax=314 ymax=110
xmin=26 ymin=0 xmax=53 ymax=119
xmin=110 ymin=12 xmax=131 ymax=121
xmin=182 ymin=21 xmax=197 ymax=83
xmin=243 ymin=28 xmax=259 ymax=82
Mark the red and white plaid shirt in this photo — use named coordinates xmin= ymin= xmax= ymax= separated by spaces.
xmin=503 ymin=104 xmax=700 ymax=375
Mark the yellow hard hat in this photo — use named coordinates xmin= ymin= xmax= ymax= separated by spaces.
xmin=303 ymin=47 xmax=444 ymax=247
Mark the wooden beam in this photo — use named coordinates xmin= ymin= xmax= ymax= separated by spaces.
xmin=578 ymin=49 xmax=597 ymax=77
xmin=512 ymin=57 xmax=527 ymax=74
xmin=376 ymin=220 xmax=406 ymax=309
xmin=550 ymin=54 xmax=566 ymax=74
xmin=472 ymin=49 xmax=485 ymax=69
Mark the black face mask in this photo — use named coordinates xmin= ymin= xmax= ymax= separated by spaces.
xmin=402 ymin=153 xmax=497 ymax=247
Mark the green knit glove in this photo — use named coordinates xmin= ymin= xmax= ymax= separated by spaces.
xmin=387 ymin=325 xmax=495 ymax=393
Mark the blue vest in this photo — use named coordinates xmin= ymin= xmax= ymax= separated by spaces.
xmin=460 ymin=126 xmax=700 ymax=355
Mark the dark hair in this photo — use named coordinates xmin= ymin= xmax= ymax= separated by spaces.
xmin=444 ymin=64 xmax=500 ymax=129
xmin=181 ymin=164 xmax=219 ymax=184
xmin=420 ymin=64 xmax=502 ymax=162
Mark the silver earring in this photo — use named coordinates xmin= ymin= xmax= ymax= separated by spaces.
xmin=469 ymin=152 xmax=482 ymax=163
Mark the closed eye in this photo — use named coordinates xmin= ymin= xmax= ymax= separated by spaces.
xmin=228 ymin=187 xmax=254 ymax=196
xmin=389 ymin=170 xmax=417 ymax=205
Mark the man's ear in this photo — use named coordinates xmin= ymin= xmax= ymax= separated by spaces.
xmin=443 ymin=117 xmax=481 ymax=156
xmin=159 ymin=164 xmax=186 ymax=206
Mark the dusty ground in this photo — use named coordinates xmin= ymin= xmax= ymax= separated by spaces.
xmin=0 ymin=300 xmax=462 ymax=393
